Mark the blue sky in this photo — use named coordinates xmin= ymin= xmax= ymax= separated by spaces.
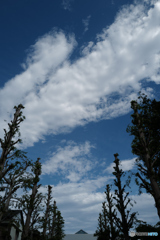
xmin=0 ymin=0 xmax=160 ymax=234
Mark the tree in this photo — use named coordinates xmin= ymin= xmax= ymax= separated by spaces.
xmin=42 ymin=185 xmax=53 ymax=239
xmin=94 ymin=211 xmax=110 ymax=240
xmin=54 ymin=209 xmax=65 ymax=240
xmin=0 ymin=156 xmax=32 ymax=214
xmin=0 ymin=104 xmax=26 ymax=222
xmin=112 ymin=153 xmax=138 ymax=240
xmin=17 ymin=158 xmax=44 ymax=240
xmin=130 ymin=220 xmax=160 ymax=240
xmin=0 ymin=105 xmax=65 ymax=239
xmin=104 ymin=184 xmax=119 ymax=240
xmin=0 ymin=104 xmax=25 ymax=181
xmin=48 ymin=201 xmax=65 ymax=240
xmin=126 ymin=92 xmax=160 ymax=218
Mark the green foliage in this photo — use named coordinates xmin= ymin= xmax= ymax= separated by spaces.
xmin=53 ymin=210 xmax=65 ymax=240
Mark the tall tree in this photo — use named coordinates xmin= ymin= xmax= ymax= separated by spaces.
xmin=54 ymin=208 xmax=65 ymax=240
xmin=0 ymin=104 xmax=29 ymax=223
xmin=126 ymin=92 xmax=160 ymax=218
xmin=42 ymin=185 xmax=53 ymax=238
xmin=0 ymin=104 xmax=25 ymax=181
xmin=104 ymin=184 xmax=119 ymax=240
xmin=18 ymin=158 xmax=44 ymax=240
xmin=49 ymin=200 xmax=57 ymax=238
xmin=112 ymin=153 xmax=137 ymax=240
xmin=0 ymin=156 xmax=32 ymax=214
xmin=42 ymin=200 xmax=65 ymax=240
xmin=94 ymin=211 xmax=110 ymax=240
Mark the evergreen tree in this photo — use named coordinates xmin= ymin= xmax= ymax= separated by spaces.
xmin=126 ymin=92 xmax=160 ymax=218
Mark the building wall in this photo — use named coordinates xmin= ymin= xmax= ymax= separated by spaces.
xmin=63 ymin=234 xmax=97 ymax=240
xmin=10 ymin=213 xmax=23 ymax=240
xmin=10 ymin=226 xmax=16 ymax=240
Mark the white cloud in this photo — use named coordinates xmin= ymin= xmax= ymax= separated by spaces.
xmin=82 ymin=15 xmax=91 ymax=33
xmin=42 ymin=141 xmax=96 ymax=182
xmin=7 ymin=174 xmax=158 ymax=234
xmin=0 ymin=1 xmax=160 ymax=149
xmin=130 ymin=193 xmax=159 ymax=226
xmin=38 ymin=183 xmax=159 ymax=233
xmin=38 ymin=177 xmax=111 ymax=233
xmin=62 ymin=0 xmax=74 ymax=11
xmin=106 ymin=157 xmax=137 ymax=173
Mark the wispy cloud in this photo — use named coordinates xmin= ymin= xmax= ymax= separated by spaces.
xmin=38 ymin=184 xmax=159 ymax=233
xmin=82 ymin=15 xmax=91 ymax=33
xmin=62 ymin=0 xmax=74 ymax=11
xmin=105 ymin=157 xmax=137 ymax=173
xmin=111 ymin=0 xmax=115 ymax=5
xmin=42 ymin=141 xmax=96 ymax=182
xmin=0 ymin=1 xmax=160 ymax=150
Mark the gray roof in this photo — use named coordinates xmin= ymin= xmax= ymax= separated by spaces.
xmin=75 ymin=229 xmax=88 ymax=234
xmin=63 ymin=234 xmax=97 ymax=240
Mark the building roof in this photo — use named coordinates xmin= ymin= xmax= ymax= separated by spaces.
xmin=75 ymin=229 xmax=88 ymax=234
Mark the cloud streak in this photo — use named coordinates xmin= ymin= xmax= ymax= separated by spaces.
xmin=62 ymin=0 xmax=74 ymax=11
xmin=38 ymin=183 xmax=159 ymax=233
xmin=42 ymin=141 xmax=96 ymax=182
xmin=82 ymin=15 xmax=91 ymax=33
xmin=106 ymin=157 xmax=137 ymax=173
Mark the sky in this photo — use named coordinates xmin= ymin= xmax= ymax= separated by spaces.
xmin=0 ymin=0 xmax=160 ymax=235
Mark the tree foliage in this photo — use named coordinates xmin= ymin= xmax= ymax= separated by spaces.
xmin=94 ymin=211 xmax=110 ymax=240
xmin=104 ymin=184 xmax=119 ymax=240
xmin=112 ymin=153 xmax=138 ymax=240
xmin=95 ymin=154 xmax=138 ymax=240
xmin=126 ymin=92 xmax=160 ymax=218
xmin=0 ymin=105 xmax=65 ymax=240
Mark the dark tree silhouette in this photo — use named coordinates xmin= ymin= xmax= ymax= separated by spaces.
xmin=126 ymin=92 xmax=160 ymax=218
